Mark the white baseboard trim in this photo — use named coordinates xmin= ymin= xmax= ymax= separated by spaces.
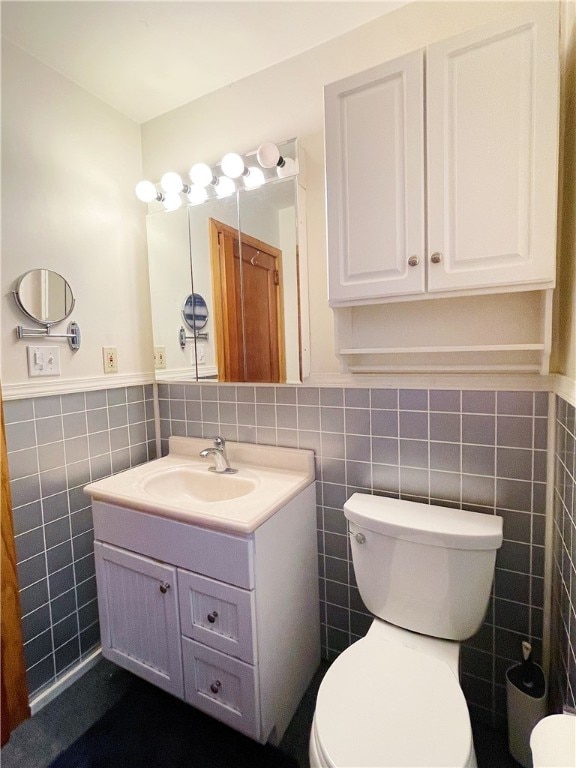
xmin=29 ymin=647 xmax=102 ymax=715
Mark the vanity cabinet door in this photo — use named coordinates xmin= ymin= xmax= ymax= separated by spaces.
xmin=325 ymin=50 xmax=425 ymax=305
xmin=426 ymin=4 xmax=559 ymax=293
xmin=178 ymin=570 xmax=256 ymax=663
xmin=95 ymin=542 xmax=184 ymax=698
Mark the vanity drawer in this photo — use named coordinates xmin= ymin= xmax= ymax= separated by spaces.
xmin=178 ymin=570 xmax=256 ymax=663
xmin=92 ymin=501 xmax=254 ymax=588
xmin=182 ymin=637 xmax=259 ymax=739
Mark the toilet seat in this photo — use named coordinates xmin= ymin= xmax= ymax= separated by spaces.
xmin=313 ymin=636 xmax=474 ymax=767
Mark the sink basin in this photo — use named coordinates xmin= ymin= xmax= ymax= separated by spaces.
xmin=84 ymin=436 xmax=315 ymax=533
xmin=140 ymin=466 xmax=258 ymax=502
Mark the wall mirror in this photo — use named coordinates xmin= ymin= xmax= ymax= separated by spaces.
xmin=145 ymin=139 xmax=309 ymax=383
xmin=13 ymin=269 xmax=75 ymax=326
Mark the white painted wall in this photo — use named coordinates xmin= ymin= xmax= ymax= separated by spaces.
xmin=141 ymin=1 xmax=561 ymax=377
xmin=1 ymin=40 xmax=153 ymax=396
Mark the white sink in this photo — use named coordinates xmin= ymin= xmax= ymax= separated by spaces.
xmin=84 ymin=437 xmax=315 ymax=533
xmin=140 ymin=464 xmax=259 ymax=502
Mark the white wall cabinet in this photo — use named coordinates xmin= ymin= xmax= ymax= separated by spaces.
xmin=326 ymin=4 xmax=559 ymax=305
xmin=92 ymin=483 xmax=319 ymax=744
xmin=325 ymin=4 xmax=559 ymax=373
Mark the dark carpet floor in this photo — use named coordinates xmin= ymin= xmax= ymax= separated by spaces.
xmin=48 ymin=675 xmax=297 ymax=768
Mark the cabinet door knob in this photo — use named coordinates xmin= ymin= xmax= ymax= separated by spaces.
xmin=210 ymin=680 xmax=222 ymax=694
xmin=430 ymin=252 xmax=442 ymax=264
xmin=407 ymin=255 xmax=419 ymax=267
xmin=159 ymin=582 xmax=170 ymax=594
xmin=207 ymin=610 xmax=219 ymax=624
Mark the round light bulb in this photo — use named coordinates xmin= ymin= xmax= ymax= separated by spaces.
xmin=187 ymin=184 xmax=207 ymax=205
xmin=163 ymin=193 xmax=182 ymax=212
xmin=277 ymin=157 xmax=297 ymax=178
xmin=244 ymin=166 xmax=265 ymax=189
xmin=221 ymin=152 xmax=245 ymax=179
xmin=160 ymin=171 xmax=184 ymax=194
xmin=135 ymin=180 xmax=158 ymax=202
xmin=256 ymin=142 xmax=281 ymax=168
xmin=189 ymin=162 xmax=215 ymax=187
xmin=216 ymin=176 xmax=236 ymax=198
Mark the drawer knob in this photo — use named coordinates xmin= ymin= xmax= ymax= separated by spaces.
xmin=207 ymin=611 xmax=219 ymax=624
xmin=159 ymin=582 xmax=170 ymax=594
xmin=430 ymin=252 xmax=442 ymax=264
xmin=407 ymin=255 xmax=419 ymax=267
xmin=210 ymin=680 xmax=222 ymax=694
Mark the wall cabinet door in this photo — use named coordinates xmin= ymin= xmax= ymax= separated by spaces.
xmin=326 ymin=5 xmax=558 ymax=305
xmin=325 ymin=50 xmax=425 ymax=304
xmin=426 ymin=5 xmax=559 ymax=293
xmin=95 ymin=542 xmax=184 ymax=697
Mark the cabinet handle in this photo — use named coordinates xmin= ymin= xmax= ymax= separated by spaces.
xmin=210 ymin=680 xmax=222 ymax=694
xmin=407 ymin=255 xmax=419 ymax=267
xmin=430 ymin=252 xmax=442 ymax=264
xmin=159 ymin=582 xmax=170 ymax=594
xmin=207 ymin=610 xmax=219 ymax=624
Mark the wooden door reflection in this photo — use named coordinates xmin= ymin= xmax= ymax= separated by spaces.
xmin=210 ymin=219 xmax=285 ymax=383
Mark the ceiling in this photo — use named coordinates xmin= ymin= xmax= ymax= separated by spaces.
xmin=1 ymin=1 xmax=405 ymax=124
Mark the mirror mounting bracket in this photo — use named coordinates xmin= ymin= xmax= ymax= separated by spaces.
xmin=179 ymin=326 xmax=208 ymax=350
xmin=16 ymin=321 xmax=81 ymax=351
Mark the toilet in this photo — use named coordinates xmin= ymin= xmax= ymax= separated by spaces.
xmin=310 ymin=493 xmax=503 ymax=768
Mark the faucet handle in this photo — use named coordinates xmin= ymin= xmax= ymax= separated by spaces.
xmin=211 ymin=435 xmax=225 ymax=450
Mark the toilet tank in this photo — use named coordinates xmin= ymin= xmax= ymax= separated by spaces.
xmin=345 ymin=494 xmax=503 ymax=641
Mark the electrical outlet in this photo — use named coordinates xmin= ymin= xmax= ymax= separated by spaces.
xmin=154 ymin=346 xmax=166 ymax=369
xmin=196 ymin=343 xmax=206 ymax=364
xmin=27 ymin=346 xmax=61 ymax=377
xmin=102 ymin=347 xmax=118 ymax=373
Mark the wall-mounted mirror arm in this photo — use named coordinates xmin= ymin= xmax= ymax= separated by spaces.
xmin=16 ymin=321 xmax=81 ymax=351
xmin=179 ymin=326 xmax=208 ymax=350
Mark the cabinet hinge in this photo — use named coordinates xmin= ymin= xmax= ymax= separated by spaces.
xmin=273 ymin=270 xmax=280 ymax=286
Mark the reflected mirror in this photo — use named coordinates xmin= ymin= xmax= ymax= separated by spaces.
xmin=145 ymin=141 xmax=307 ymax=384
xmin=13 ymin=269 xmax=75 ymax=326
xmin=182 ymin=294 xmax=208 ymax=332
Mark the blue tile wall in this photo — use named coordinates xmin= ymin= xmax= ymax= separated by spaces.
xmin=158 ymin=382 xmax=549 ymax=729
xmin=550 ymin=395 xmax=576 ymax=711
xmin=4 ymin=385 xmax=156 ymax=698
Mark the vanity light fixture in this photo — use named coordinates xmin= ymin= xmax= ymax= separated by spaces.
xmin=134 ymin=138 xmax=298 ymax=209
xmin=220 ymin=152 xmax=246 ymax=179
xmin=160 ymin=172 xmax=191 ymax=195
xmin=163 ymin=193 xmax=183 ymax=212
xmin=187 ymin=184 xmax=208 ymax=206
xmin=135 ymin=180 xmax=164 ymax=203
xmin=189 ymin=162 xmax=218 ymax=188
xmin=215 ymin=176 xmax=236 ymax=198
xmin=256 ymin=142 xmax=297 ymax=178
xmin=244 ymin=166 xmax=265 ymax=189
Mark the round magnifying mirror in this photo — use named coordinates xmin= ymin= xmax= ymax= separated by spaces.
xmin=13 ymin=269 xmax=75 ymax=326
xmin=182 ymin=293 xmax=208 ymax=332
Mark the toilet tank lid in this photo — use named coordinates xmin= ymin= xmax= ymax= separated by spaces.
xmin=344 ymin=493 xmax=503 ymax=550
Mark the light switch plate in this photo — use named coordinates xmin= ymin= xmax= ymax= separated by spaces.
xmin=154 ymin=347 xmax=166 ymax=369
xmin=27 ymin=346 xmax=61 ymax=377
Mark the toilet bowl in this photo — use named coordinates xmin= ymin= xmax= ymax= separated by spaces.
xmin=310 ymin=620 xmax=477 ymax=768
xmin=309 ymin=494 xmax=503 ymax=768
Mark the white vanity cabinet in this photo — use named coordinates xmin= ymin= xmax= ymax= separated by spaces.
xmin=326 ymin=4 xmax=559 ymax=305
xmin=92 ymin=482 xmax=319 ymax=744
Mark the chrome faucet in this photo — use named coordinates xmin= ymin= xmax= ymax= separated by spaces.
xmin=199 ymin=436 xmax=237 ymax=474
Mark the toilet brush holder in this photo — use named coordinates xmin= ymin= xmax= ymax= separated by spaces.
xmin=506 ymin=661 xmax=547 ymax=768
